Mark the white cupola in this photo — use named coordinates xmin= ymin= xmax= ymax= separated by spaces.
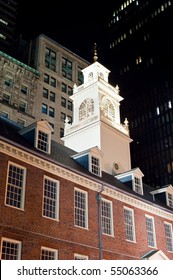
xmin=62 ymin=45 xmax=132 ymax=175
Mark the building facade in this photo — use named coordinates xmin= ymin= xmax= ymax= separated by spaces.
xmin=0 ymin=57 xmax=173 ymax=260
xmin=0 ymin=0 xmax=18 ymax=54
xmin=0 ymin=34 xmax=89 ymax=143
xmin=106 ymin=0 xmax=173 ymax=187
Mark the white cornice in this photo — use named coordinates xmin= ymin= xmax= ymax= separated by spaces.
xmin=0 ymin=139 xmax=173 ymax=221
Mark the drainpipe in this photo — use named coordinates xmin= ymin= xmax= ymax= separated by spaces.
xmin=96 ymin=185 xmax=104 ymax=260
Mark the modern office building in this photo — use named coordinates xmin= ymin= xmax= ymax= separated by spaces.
xmin=106 ymin=0 xmax=173 ymax=187
xmin=0 ymin=34 xmax=89 ymax=143
xmin=0 ymin=0 xmax=18 ymax=54
xmin=0 ymin=57 xmax=173 ymax=260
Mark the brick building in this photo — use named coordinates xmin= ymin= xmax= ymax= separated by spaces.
xmin=0 ymin=56 xmax=173 ymax=260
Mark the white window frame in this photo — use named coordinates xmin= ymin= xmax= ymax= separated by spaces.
xmin=164 ymin=222 xmax=173 ymax=252
xmin=79 ymin=98 xmax=94 ymax=120
xmin=1 ymin=237 xmax=22 ymax=259
xmin=5 ymin=161 xmax=26 ymax=210
xmin=40 ymin=246 xmax=58 ymax=260
xmin=74 ymin=188 xmax=88 ymax=229
xmin=133 ymin=176 xmax=143 ymax=195
xmin=145 ymin=215 xmax=157 ymax=248
xmin=90 ymin=155 xmax=101 ymax=176
xmin=101 ymin=198 xmax=114 ymax=236
xmin=74 ymin=253 xmax=88 ymax=260
xmin=36 ymin=129 xmax=50 ymax=154
xmin=124 ymin=206 xmax=136 ymax=242
xmin=166 ymin=192 xmax=173 ymax=208
xmin=42 ymin=176 xmax=59 ymax=220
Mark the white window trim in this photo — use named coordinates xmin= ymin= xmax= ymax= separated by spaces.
xmin=123 ymin=206 xmax=136 ymax=243
xmin=42 ymin=176 xmax=60 ymax=221
xmin=145 ymin=214 xmax=157 ymax=248
xmin=40 ymin=246 xmax=58 ymax=260
xmin=164 ymin=222 xmax=173 ymax=252
xmin=35 ymin=129 xmax=51 ymax=154
xmin=132 ymin=175 xmax=143 ymax=195
xmin=89 ymin=154 xmax=101 ymax=177
xmin=101 ymin=198 xmax=114 ymax=236
xmin=74 ymin=253 xmax=88 ymax=260
xmin=166 ymin=192 xmax=173 ymax=208
xmin=5 ymin=161 xmax=26 ymax=210
xmin=74 ymin=187 xmax=88 ymax=229
xmin=1 ymin=237 xmax=22 ymax=260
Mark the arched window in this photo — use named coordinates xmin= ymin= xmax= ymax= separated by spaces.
xmin=102 ymin=98 xmax=115 ymax=120
xmin=79 ymin=98 xmax=94 ymax=120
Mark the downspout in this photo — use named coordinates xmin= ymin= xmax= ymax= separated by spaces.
xmin=96 ymin=184 xmax=104 ymax=260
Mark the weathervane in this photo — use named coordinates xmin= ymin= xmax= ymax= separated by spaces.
xmin=93 ymin=43 xmax=98 ymax=62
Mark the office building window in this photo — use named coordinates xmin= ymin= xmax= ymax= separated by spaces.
xmin=74 ymin=188 xmax=88 ymax=228
xmin=45 ymin=47 xmax=56 ymax=71
xmin=50 ymin=77 xmax=56 ymax=87
xmin=43 ymin=176 xmax=59 ymax=220
xmin=164 ymin=222 xmax=173 ymax=252
xmin=60 ymin=127 xmax=64 ymax=138
xmin=0 ymin=111 xmax=9 ymax=118
xmin=61 ymin=97 xmax=66 ymax=107
xmin=61 ymin=112 xmax=66 ymax=122
xmin=145 ymin=215 xmax=156 ymax=248
xmin=19 ymin=100 xmax=27 ymax=113
xmin=67 ymin=100 xmax=73 ymax=110
xmin=17 ymin=118 xmax=26 ymax=127
xmin=50 ymin=91 xmax=55 ymax=102
xmin=62 ymin=57 xmax=72 ymax=80
xmin=44 ymin=73 xmax=49 ymax=84
xmin=124 ymin=207 xmax=136 ymax=242
xmin=1 ymin=238 xmax=21 ymax=260
xmin=2 ymin=92 xmax=11 ymax=104
xmin=78 ymin=66 xmax=84 ymax=85
xmin=4 ymin=76 xmax=13 ymax=87
xmin=43 ymin=88 xmax=49 ymax=99
xmin=41 ymin=247 xmax=58 ymax=260
xmin=101 ymin=199 xmax=114 ymax=236
xmin=5 ymin=162 xmax=26 ymax=209
xmin=21 ymin=84 xmax=28 ymax=95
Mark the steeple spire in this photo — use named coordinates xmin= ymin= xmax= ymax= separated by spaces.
xmin=93 ymin=43 xmax=98 ymax=62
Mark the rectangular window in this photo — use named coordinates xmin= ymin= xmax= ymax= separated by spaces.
xmin=37 ymin=130 xmax=49 ymax=153
xmin=2 ymin=92 xmax=11 ymax=104
xmin=164 ymin=222 xmax=173 ymax=252
xmin=78 ymin=66 xmax=84 ymax=85
xmin=50 ymin=91 xmax=55 ymax=102
xmin=74 ymin=188 xmax=88 ymax=228
xmin=43 ymin=177 xmax=59 ymax=220
xmin=45 ymin=47 xmax=56 ymax=71
xmin=44 ymin=73 xmax=49 ymax=84
xmin=19 ymin=100 xmax=27 ymax=113
xmin=167 ymin=193 xmax=173 ymax=208
xmin=62 ymin=57 xmax=72 ymax=80
xmin=101 ymin=199 xmax=114 ymax=236
xmin=42 ymin=103 xmax=48 ymax=114
xmin=124 ymin=207 xmax=136 ymax=242
xmin=0 ymin=111 xmax=9 ymax=118
xmin=49 ymin=107 xmax=55 ymax=118
xmin=67 ymin=100 xmax=73 ymax=111
xmin=50 ymin=77 xmax=56 ymax=87
xmin=21 ymin=84 xmax=28 ymax=95
xmin=60 ymin=127 xmax=64 ymax=138
xmin=41 ymin=246 xmax=58 ymax=260
xmin=61 ymin=112 xmax=66 ymax=122
xmin=5 ymin=162 xmax=26 ymax=209
xmin=61 ymin=83 xmax=67 ymax=93
xmin=145 ymin=215 xmax=156 ymax=247
xmin=17 ymin=118 xmax=26 ymax=127
xmin=43 ymin=88 xmax=49 ymax=99
xmin=61 ymin=97 xmax=66 ymax=107
xmin=134 ymin=177 xmax=143 ymax=195
xmin=91 ymin=156 xmax=100 ymax=176
xmin=74 ymin=253 xmax=88 ymax=260
xmin=4 ymin=76 xmax=13 ymax=87
xmin=1 ymin=238 xmax=21 ymax=260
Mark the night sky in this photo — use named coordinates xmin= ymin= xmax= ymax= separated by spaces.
xmin=17 ymin=1 xmax=110 ymax=63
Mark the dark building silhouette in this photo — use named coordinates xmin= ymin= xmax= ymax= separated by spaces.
xmin=106 ymin=0 xmax=173 ymax=187
xmin=0 ymin=0 xmax=18 ymax=55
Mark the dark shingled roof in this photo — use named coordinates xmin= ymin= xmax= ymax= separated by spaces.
xmin=0 ymin=116 xmax=172 ymax=212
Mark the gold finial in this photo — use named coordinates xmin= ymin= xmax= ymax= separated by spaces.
xmin=93 ymin=43 xmax=98 ymax=62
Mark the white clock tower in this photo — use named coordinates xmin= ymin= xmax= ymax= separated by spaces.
xmin=62 ymin=47 xmax=132 ymax=175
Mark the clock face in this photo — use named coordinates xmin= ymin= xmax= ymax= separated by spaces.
xmin=114 ymin=163 xmax=119 ymax=170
